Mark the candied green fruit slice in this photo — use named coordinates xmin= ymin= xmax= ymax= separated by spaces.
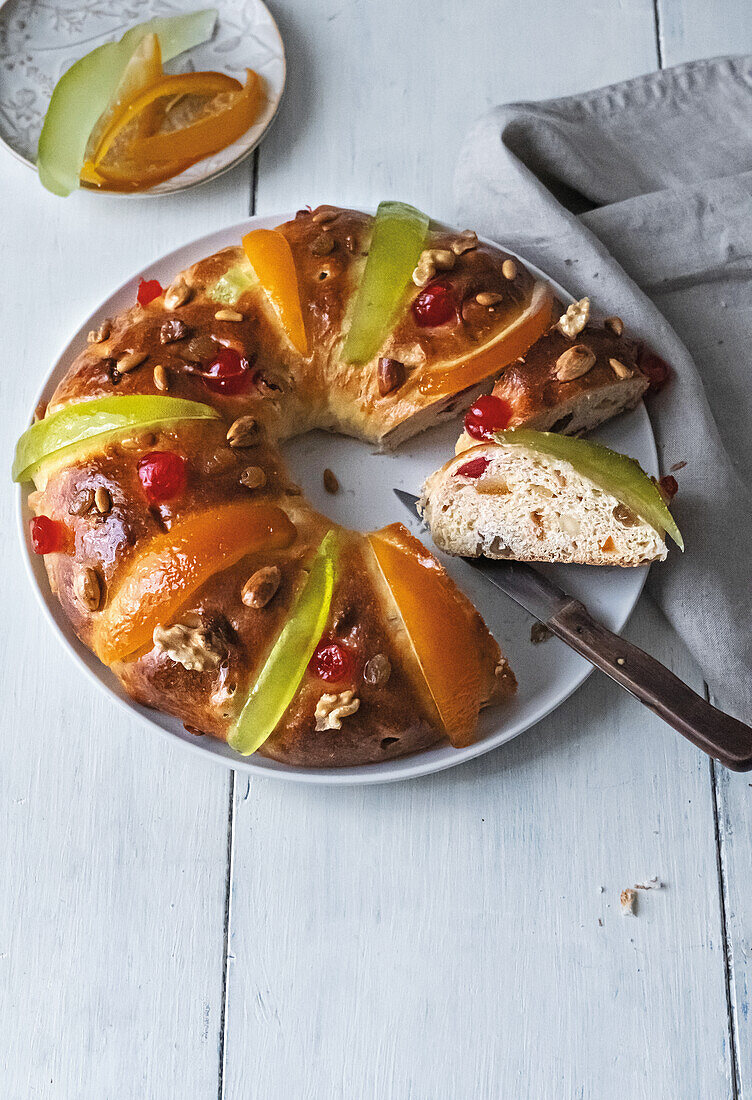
xmin=12 ymin=396 xmax=220 ymax=484
xmin=228 ymin=530 xmax=339 ymax=756
xmin=341 ymin=201 xmax=429 ymax=364
xmin=494 ymin=429 xmax=683 ymax=549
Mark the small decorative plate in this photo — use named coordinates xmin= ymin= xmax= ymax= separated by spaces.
xmin=0 ymin=0 xmax=286 ymax=195
xmin=17 ymin=214 xmax=656 ymax=785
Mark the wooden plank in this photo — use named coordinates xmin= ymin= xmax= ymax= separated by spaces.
xmin=657 ymin=0 xmax=752 ymax=66
xmin=223 ymin=601 xmax=731 ymax=1099
xmin=654 ymin=6 xmax=752 ymax=1095
xmin=713 ymin=762 xmax=751 ymax=1100
xmin=223 ymin=1 xmax=735 ymax=1095
xmin=1 ymin=157 xmax=253 ymax=1096
xmin=253 ymin=0 xmax=659 ymax=222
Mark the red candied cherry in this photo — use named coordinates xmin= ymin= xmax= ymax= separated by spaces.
xmin=201 ymin=348 xmax=255 ymax=396
xmin=30 ymin=515 xmax=65 ymax=555
xmin=464 ymin=394 xmax=513 ymax=440
xmin=638 ymin=347 xmax=671 ymax=392
xmin=309 ymin=637 xmax=356 ymax=683
xmin=412 ymin=278 xmax=457 ymax=327
xmin=455 ymin=456 xmax=491 ymax=479
xmin=137 ymin=278 xmax=164 ymax=307
xmin=138 ymin=451 xmax=187 ymax=504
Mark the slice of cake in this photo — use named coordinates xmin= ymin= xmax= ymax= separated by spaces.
xmin=421 ymin=430 xmax=682 ymax=568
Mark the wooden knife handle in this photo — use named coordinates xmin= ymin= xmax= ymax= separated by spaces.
xmin=548 ymin=600 xmax=752 ymax=771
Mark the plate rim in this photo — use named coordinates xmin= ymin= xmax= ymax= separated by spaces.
xmin=16 ymin=211 xmax=654 ymax=785
xmin=0 ymin=0 xmax=287 ymax=197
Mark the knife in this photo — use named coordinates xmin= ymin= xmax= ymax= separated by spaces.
xmin=393 ymin=489 xmax=752 ymax=771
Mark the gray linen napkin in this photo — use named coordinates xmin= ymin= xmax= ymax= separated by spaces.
xmin=454 ymin=56 xmax=752 ymax=721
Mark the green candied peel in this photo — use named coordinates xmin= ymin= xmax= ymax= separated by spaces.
xmin=341 ymin=200 xmax=430 ymax=365
xmin=209 ymin=262 xmax=257 ymax=306
xmin=12 ymin=395 xmax=221 ymax=484
xmin=228 ymin=530 xmax=339 ymax=756
xmin=493 ymin=429 xmax=683 ymax=550
xmin=37 ymin=9 xmax=217 ymax=197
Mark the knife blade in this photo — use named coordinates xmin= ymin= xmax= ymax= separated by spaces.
xmin=393 ymin=487 xmax=752 ymax=771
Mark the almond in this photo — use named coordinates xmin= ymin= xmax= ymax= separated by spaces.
xmin=116 ymin=350 xmax=147 ymax=374
xmin=74 ymin=567 xmax=102 ymax=611
xmin=94 ymin=486 xmax=111 ymax=514
xmin=363 ymin=653 xmax=391 ymax=686
xmin=241 ymin=565 xmax=281 ymax=609
xmin=377 ymin=357 xmax=405 ymax=396
xmin=476 ymin=291 xmax=504 ymax=306
xmin=323 ymin=468 xmax=339 ymax=494
xmin=555 ymin=344 xmax=596 ymax=381
xmin=227 ymin=416 xmax=261 ymax=448
xmin=164 ymin=281 xmax=191 ymax=310
xmin=609 ymin=357 xmax=632 ymax=379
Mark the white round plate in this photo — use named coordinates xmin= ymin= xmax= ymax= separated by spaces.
xmin=0 ymin=0 xmax=285 ymax=195
xmin=17 ymin=213 xmax=655 ymax=784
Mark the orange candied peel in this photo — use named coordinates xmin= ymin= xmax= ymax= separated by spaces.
xmin=418 ymin=282 xmax=554 ymax=397
xmin=82 ymin=69 xmax=263 ymax=192
xmin=368 ymin=522 xmax=487 ymax=747
xmin=242 ymin=229 xmax=309 ymax=356
xmin=93 ymin=501 xmax=296 ymax=664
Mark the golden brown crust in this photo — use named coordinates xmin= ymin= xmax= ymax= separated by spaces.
xmin=500 ymin=322 xmax=645 ymax=426
xmin=115 ymin=534 xmax=448 ymax=765
xmin=275 ymin=208 xmax=551 ymax=446
xmin=258 ymin=539 xmax=445 ymax=766
xmin=456 ymin=317 xmax=648 ymax=454
xmin=28 ymin=204 xmax=527 ymax=768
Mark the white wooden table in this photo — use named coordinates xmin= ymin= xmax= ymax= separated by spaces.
xmin=2 ymin=2 xmax=750 ymax=1096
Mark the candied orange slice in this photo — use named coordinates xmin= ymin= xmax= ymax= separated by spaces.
xmin=82 ymin=70 xmax=262 ymax=192
xmin=129 ymin=70 xmax=262 ymax=163
xmin=368 ymin=523 xmax=486 ymax=747
xmin=94 ymin=501 xmax=296 ymax=664
xmin=81 ymin=155 xmax=197 ymax=192
xmin=242 ymin=229 xmax=309 ymax=356
xmin=91 ymin=70 xmax=242 ymax=165
xmin=418 ymin=280 xmax=554 ymax=397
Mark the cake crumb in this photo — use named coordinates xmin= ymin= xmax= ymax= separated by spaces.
xmin=634 ymin=876 xmax=662 ymax=890
xmin=620 ymin=888 xmax=637 ymax=916
xmin=530 ymin=622 xmax=552 ymax=645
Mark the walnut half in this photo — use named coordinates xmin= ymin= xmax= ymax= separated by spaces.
xmin=557 ymin=297 xmax=590 ymax=339
xmin=314 ymin=690 xmax=360 ymax=731
xmin=153 ymin=619 xmax=226 ymax=672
